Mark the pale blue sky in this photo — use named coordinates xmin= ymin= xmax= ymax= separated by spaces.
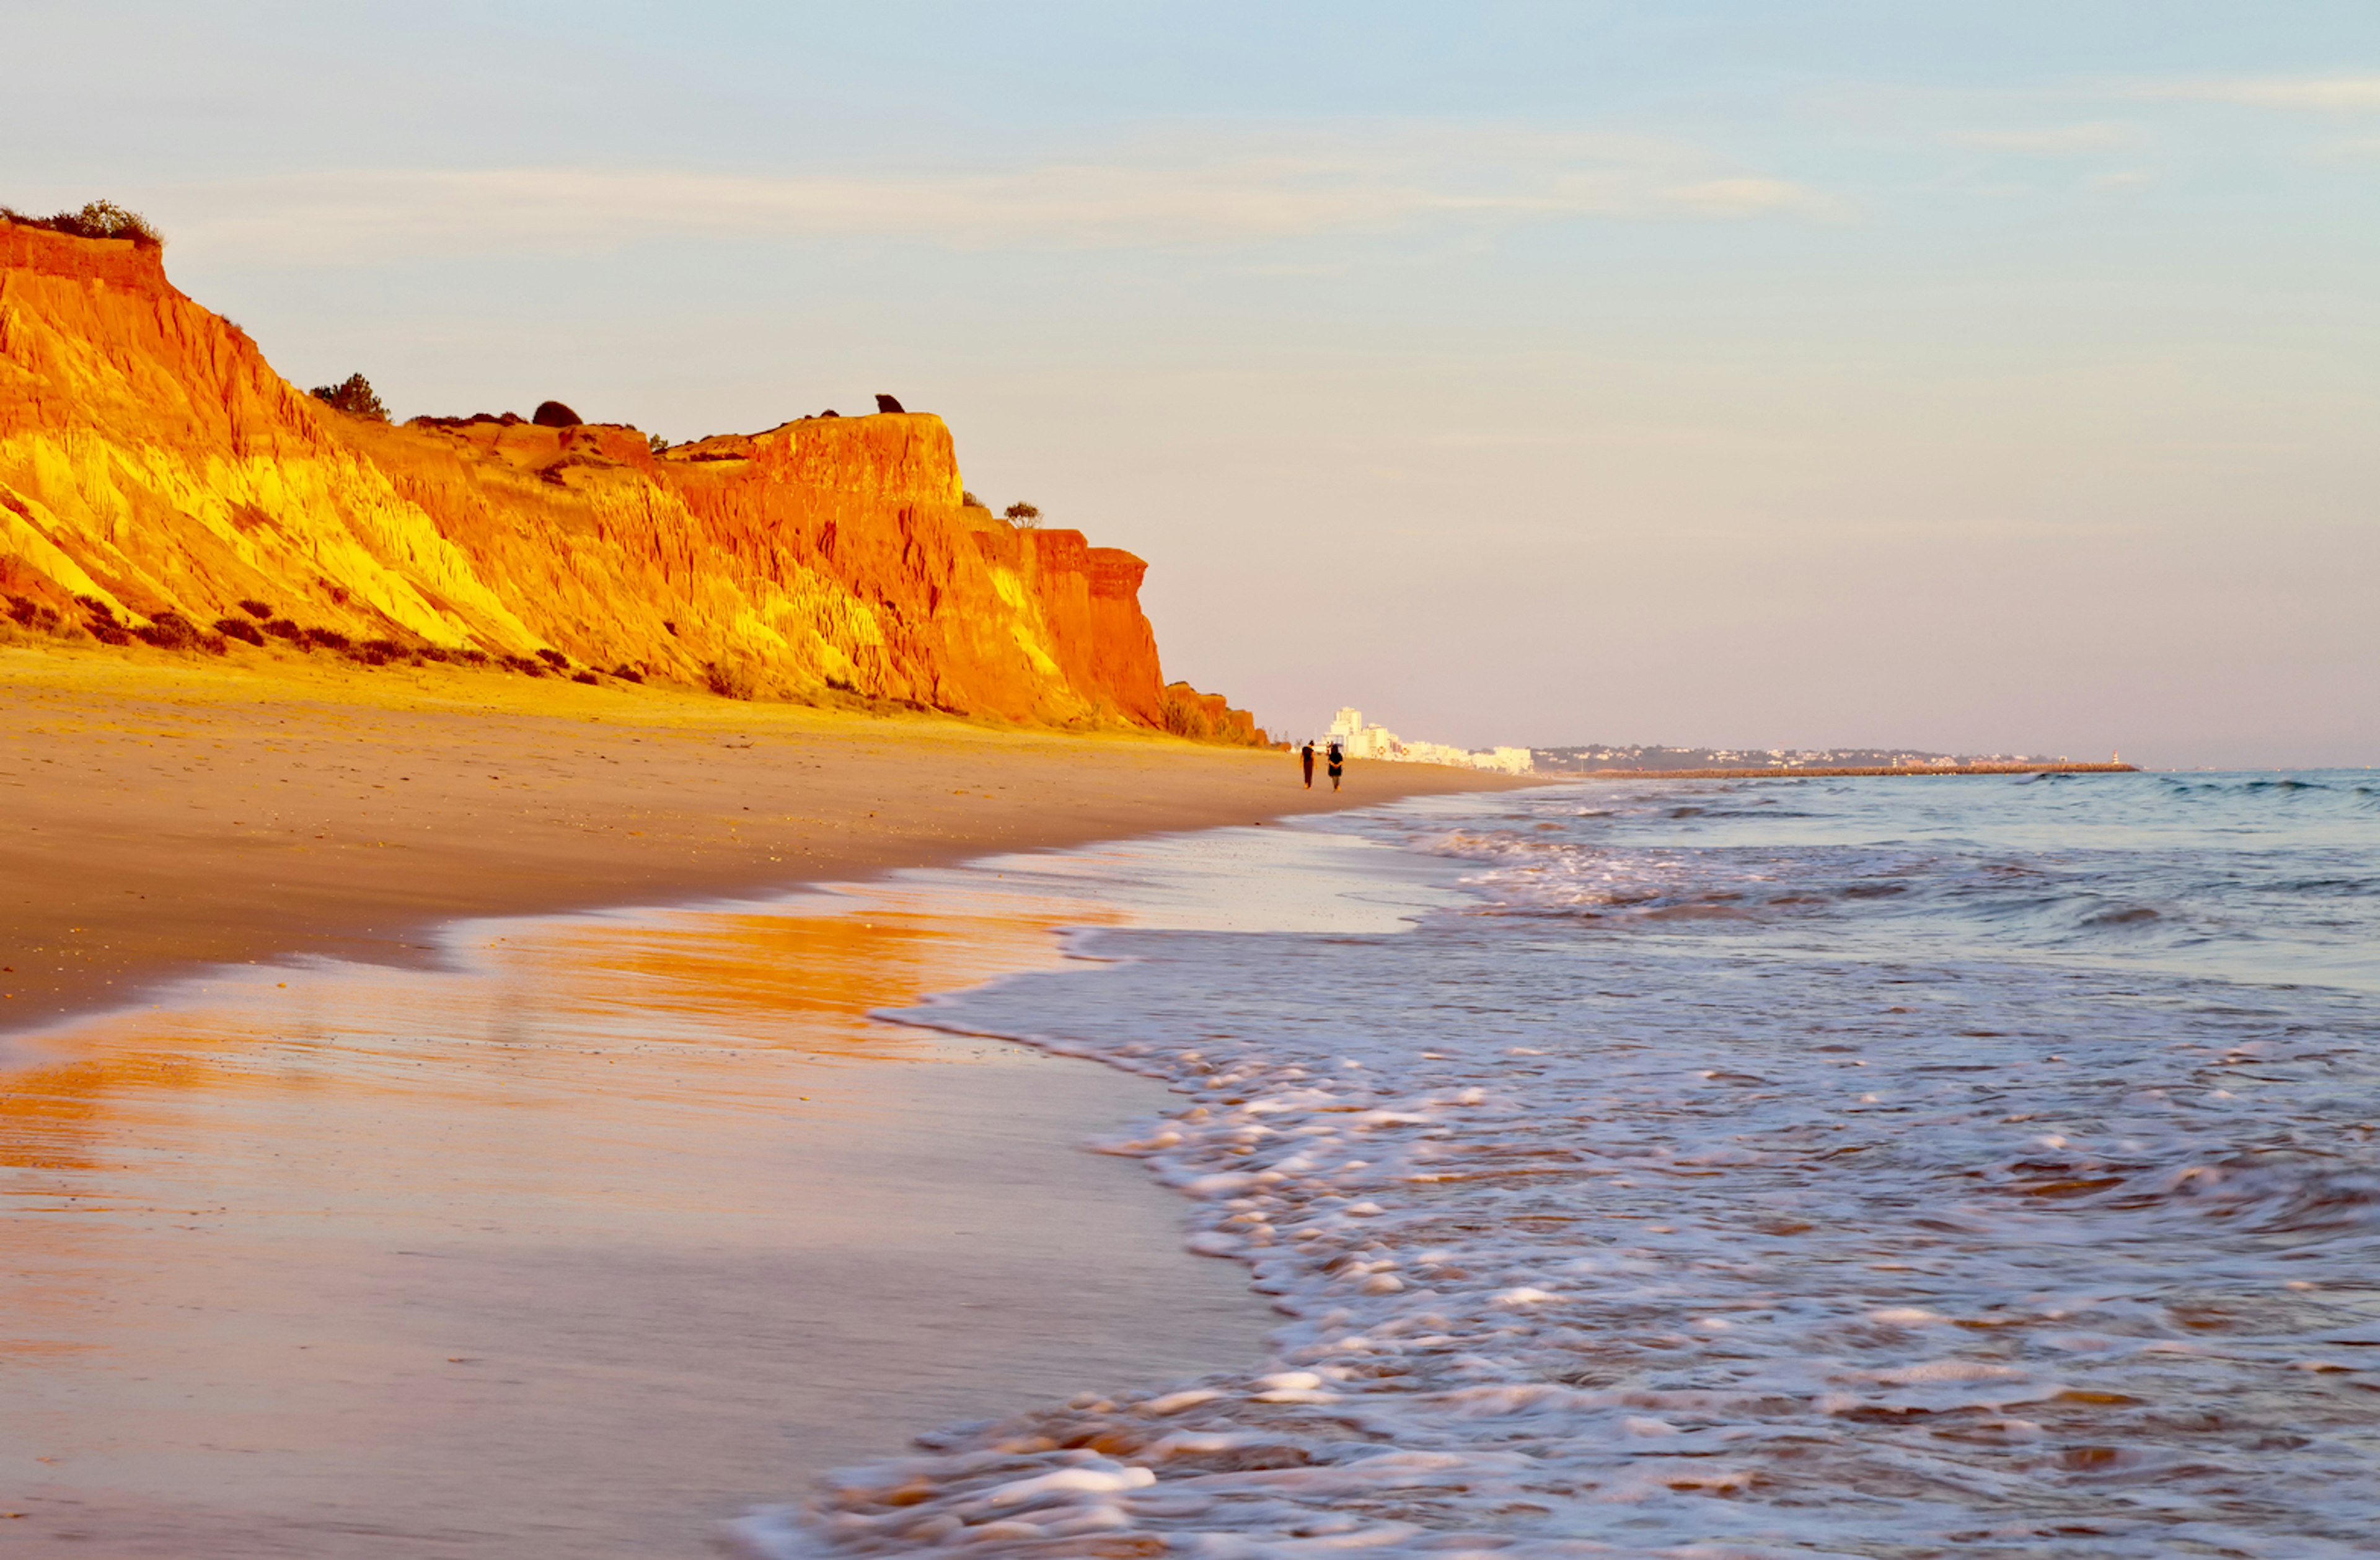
xmin=7 ymin=2 xmax=2377 ymax=765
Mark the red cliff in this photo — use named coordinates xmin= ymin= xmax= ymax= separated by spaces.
xmin=0 ymin=219 xmax=1264 ymax=739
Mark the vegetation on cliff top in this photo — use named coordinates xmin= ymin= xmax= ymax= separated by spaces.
xmin=309 ymin=373 xmax=390 ymax=421
xmin=0 ymin=200 xmax=164 ymax=249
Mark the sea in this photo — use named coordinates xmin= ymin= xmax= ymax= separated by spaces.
xmin=739 ymin=769 xmax=2380 ymax=1560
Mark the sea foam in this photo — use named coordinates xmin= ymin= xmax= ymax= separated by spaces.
xmin=738 ymin=777 xmax=2380 ymax=1558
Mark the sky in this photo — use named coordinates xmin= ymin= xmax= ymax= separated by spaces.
xmin=6 ymin=1 xmax=2376 ymax=767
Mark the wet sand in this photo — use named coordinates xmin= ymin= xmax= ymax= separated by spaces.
xmin=4 ymin=877 xmax=1264 ymax=1556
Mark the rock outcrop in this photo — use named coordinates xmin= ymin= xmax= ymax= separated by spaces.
xmin=0 ymin=220 xmax=1266 ymax=740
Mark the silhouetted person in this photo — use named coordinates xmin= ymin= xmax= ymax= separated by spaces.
xmin=875 ymin=393 xmax=906 ymax=413
xmin=1300 ymin=741 xmax=1315 ymax=789
xmin=1327 ymin=740 xmax=1344 ymax=791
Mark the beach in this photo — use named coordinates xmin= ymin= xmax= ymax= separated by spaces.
xmin=0 ymin=647 xmax=1527 ymax=1557
xmin=0 ymin=646 xmax=1517 ymax=1038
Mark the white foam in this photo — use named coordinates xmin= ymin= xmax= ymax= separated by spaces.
xmin=736 ymin=784 xmax=2380 ymax=1559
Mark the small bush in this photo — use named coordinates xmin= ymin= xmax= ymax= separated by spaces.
xmin=456 ymin=648 xmax=491 ymax=666
xmin=262 ymin=618 xmax=303 ymax=641
xmin=6 ymin=595 xmax=61 ymax=633
xmin=1 ymin=200 xmax=164 ymax=249
xmin=646 ymin=433 xmax=670 ymax=456
xmin=238 ymin=598 xmax=272 ymax=619
xmin=301 ymin=627 xmax=351 ymax=652
xmin=961 ymin=490 xmax=989 ymax=510
xmin=535 ymin=648 xmax=568 ymax=668
xmin=1003 ymin=501 xmax=1041 ymax=528
xmin=571 ymin=669 xmax=599 ymax=685
xmin=214 ymin=616 xmax=266 ymax=646
xmin=77 ymin=597 xmax=133 ymax=645
xmin=609 ymin=663 xmax=644 ymax=684
xmin=134 ymin=612 xmax=223 ymax=654
xmin=500 ymin=654 xmax=545 ymax=676
xmin=704 ymin=658 xmax=756 ymax=700
xmin=309 ymin=374 xmax=388 ymax=421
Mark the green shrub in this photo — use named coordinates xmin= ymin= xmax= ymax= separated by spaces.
xmin=1003 ymin=501 xmax=1041 ymax=526
xmin=300 ymin=627 xmax=351 ymax=652
xmin=704 ymin=658 xmax=756 ymax=700
xmin=1 ymin=200 xmax=164 ymax=249
xmin=214 ymin=616 xmax=266 ymax=646
xmin=6 ymin=595 xmax=61 ymax=633
xmin=309 ymin=374 xmax=388 ymax=421
xmin=571 ymin=669 xmax=599 ymax=685
xmin=134 ymin=611 xmax=224 ymax=654
xmin=238 ymin=599 xmax=272 ymax=619
xmin=76 ymin=597 xmax=133 ymax=645
xmin=609 ymin=663 xmax=644 ymax=683
xmin=535 ymin=648 xmax=568 ymax=668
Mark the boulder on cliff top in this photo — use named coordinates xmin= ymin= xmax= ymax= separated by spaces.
xmin=875 ymin=394 xmax=905 ymax=414
xmin=532 ymin=400 xmax=582 ymax=428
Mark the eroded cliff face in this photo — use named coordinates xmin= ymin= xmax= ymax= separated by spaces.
xmin=0 ymin=221 xmax=1263 ymax=738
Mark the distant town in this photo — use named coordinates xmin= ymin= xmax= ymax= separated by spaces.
xmin=1324 ymin=710 xmax=1535 ymax=774
xmin=1320 ymin=712 xmax=2091 ymax=777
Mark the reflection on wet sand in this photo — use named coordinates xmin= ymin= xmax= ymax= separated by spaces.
xmin=1 ymin=881 xmax=1266 ymax=1558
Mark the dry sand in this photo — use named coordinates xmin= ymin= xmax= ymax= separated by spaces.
xmin=0 ymin=645 xmax=1528 ymax=1556
xmin=0 ymin=643 xmax=1522 ymax=1039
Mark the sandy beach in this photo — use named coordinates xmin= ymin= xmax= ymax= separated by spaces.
xmin=0 ymin=646 xmax=1526 ymax=1556
xmin=0 ymin=645 xmax=1521 ymax=1039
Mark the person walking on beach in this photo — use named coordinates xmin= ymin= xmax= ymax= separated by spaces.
xmin=1301 ymin=740 xmax=1316 ymax=789
xmin=1327 ymin=739 xmax=1345 ymax=792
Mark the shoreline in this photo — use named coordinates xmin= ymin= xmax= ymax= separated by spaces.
xmin=3 ymin=847 xmax=1286 ymax=1558
xmin=0 ymin=646 xmax=1530 ymax=1045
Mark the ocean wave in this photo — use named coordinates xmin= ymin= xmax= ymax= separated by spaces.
xmin=737 ymin=791 xmax=2380 ymax=1558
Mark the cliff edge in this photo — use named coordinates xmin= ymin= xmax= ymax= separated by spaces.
xmin=0 ymin=219 xmax=1264 ymax=739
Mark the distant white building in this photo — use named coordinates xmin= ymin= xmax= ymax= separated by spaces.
xmin=1316 ymin=708 xmax=1532 ymax=774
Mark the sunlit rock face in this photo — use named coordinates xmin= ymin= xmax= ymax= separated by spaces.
xmin=0 ymin=220 xmax=1263 ymax=737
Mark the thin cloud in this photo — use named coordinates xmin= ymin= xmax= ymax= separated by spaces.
xmin=2144 ymin=74 xmax=2380 ymax=112
xmin=150 ymin=128 xmax=1841 ymax=264
xmin=1953 ymin=122 xmax=2139 ymax=154
xmin=1662 ymin=177 xmax=1843 ymax=218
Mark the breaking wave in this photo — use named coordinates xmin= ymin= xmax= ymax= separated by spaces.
xmin=737 ymin=772 xmax=2380 ymax=1559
